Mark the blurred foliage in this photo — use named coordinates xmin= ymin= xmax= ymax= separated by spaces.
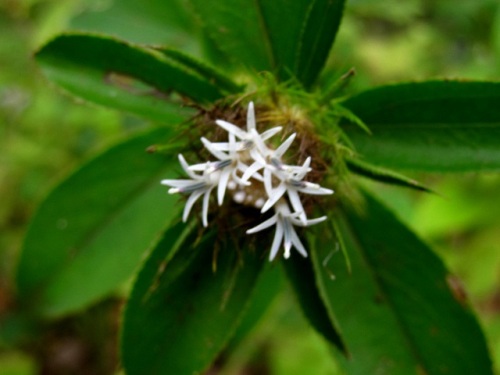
xmin=1 ymin=0 xmax=500 ymax=373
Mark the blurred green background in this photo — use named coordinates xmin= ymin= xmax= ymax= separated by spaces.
xmin=1 ymin=0 xmax=500 ymax=374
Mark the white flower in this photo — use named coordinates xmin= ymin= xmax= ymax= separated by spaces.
xmin=161 ymin=101 xmax=334 ymax=260
xmin=215 ymin=102 xmax=282 ymax=172
xmin=199 ymin=132 xmax=250 ymax=205
xmin=161 ymin=154 xmax=220 ymax=227
xmin=215 ymin=102 xmax=282 ymax=145
xmin=246 ymin=202 xmax=327 ymax=260
xmin=261 ymin=156 xmax=333 ymax=223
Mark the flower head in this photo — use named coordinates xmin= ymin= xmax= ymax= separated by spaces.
xmin=162 ymin=101 xmax=333 ymax=260
xmin=261 ymin=155 xmax=333 ymax=224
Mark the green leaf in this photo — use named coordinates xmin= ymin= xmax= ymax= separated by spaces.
xmin=296 ymin=0 xmax=346 ymax=86
xmin=121 ymin=225 xmax=266 ymax=375
xmin=342 ymin=81 xmax=500 ymax=172
xmin=187 ymin=0 xmax=272 ymax=73
xmin=188 ymin=0 xmax=345 ymax=86
xmin=282 ymin=255 xmax=347 ymax=354
xmin=70 ymin=0 xmax=198 ymax=49
xmin=16 ymin=127 xmax=181 ymax=317
xmin=226 ymin=264 xmax=283 ymax=350
xmin=156 ymin=47 xmax=243 ymax=94
xmin=310 ymin=193 xmax=493 ymax=374
xmin=494 ymin=6 xmax=500 ymax=63
xmin=36 ymin=33 xmax=226 ymax=118
xmin=346 ymin=157 xmax=433 ymax=192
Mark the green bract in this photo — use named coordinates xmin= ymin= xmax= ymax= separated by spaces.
xmin=15 ymin=1 xmax=498 ymax=374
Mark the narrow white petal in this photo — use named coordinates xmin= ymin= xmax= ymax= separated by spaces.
xmin=290 ymin=227 xmax=308 ymax=257
xmin=217 ymin=168 xmax=231 ymax=205
xmin=201 ymin=188 xmax=213 ymax=227
xmin=201 ymin=137 xmax=229 ymax=160
xmin=276 ymin=202 xmax=291 ymax=216
xmin=183 ymin=190 xmax=204 ymax=222
xmin=291 ymin=215 xmax=328 ymax=227
xmin=249 ymin=170 xmax=264 ymax=181
xmin=247 ymin=101 xmax=256 ymax=131
xmin=249 ymin=147 xmax=268 ymax=167
xmin=161 ymin=180 xmax=203 ymax=190
xmin=246 ymin=214 xmax=278 ymax=234
xmin=287 ymin=189 xmax=307 ymax=224
xmin=306 ymin=216 xmax=328 ymax=226
xmin=240 ymin=161 xmax=264 ymax=183
xmin=261 ymin=183 xmax=287 ymax=213
xmin=231 ymin=167 xmax=253 ymax=186
xmin=285 ymin=164 xmax=311 ymax=177
xmin=161 ymin=179 xmax=192 ymax=187
xmin=260 ymin=127 xmax=282 ymax=141
xmin=181 ymin=182 xmax=208 ymax=193
xmin=269 ymin=220 xmax=284 ymax=261
xmin=178 ymin=154 xmax=199 ymax=179
xmin=202 ymin=142 xmax=231 ymax=151
xmin=260 ymin=199 xmax=274 ymax=214
xmin=228 ymin=132 xmax=237 ymax=154
xmin=263 ymin=168 xmax=274 ymax=195
xmin=188 ymin=162 xmax=213 ymax=171
xmin=298 ymin=185 xmax=334 ymax=195
xmin=250 ymin=129 xmax=269 ymax=155
xmin=303 ymin=156 xmax=311 ymax=169
xmin=290 ymin=157 xmax=312 ymax=179
xmin=215 ymin=120 xmax=247 ymax=139
xmin=274 ymin=133 xmax=296 ymax=158
xmin=283 ymin=218 xmax=293 ymax=259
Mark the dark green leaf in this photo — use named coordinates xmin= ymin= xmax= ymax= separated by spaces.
xmin=495 ymin=7 xmax=500 ymax=62
xmin=310 ymin=193 xmax=493 ymax=374
xmin=253 ymin=0 xmax=319 ymax=82
xmin=282 ymin=255 xmax=347 ymax=353
xmin=346 ymin=157 xmax=433 ymax=192
xmin=16 ymin=127 xmax=181 ymax=317
xmin=187 ymin=0 xmax=276 ymax=73
xmin=188 ymin=0 xmax=344 ymax=86
xmin=296 ymin=0 xmax=346 ymax=86
xmin=343 ymin=81 xmax=500 ymax=171
xmin=121 ymin=226 xmax=266 ymax=375
xmin=36 ymin=33 xmax=225 ymax=118
xmin=227 ymin=264 xmax=283 ymax=350
xmin=156 ymin=47 xmax=243 ymax=94
xmin=70 ymin=0 xmax=198 ymax=49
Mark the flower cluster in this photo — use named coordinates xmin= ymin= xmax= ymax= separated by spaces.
xmin=161 ymin=102 xmax=333 ymax=260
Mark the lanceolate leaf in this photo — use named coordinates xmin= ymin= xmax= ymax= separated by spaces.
xmin=310 ymin=193 xmax=492 ymax=374
xmin=156 ymin=47 xmax=243 ymax=94
xmin=187 ymin=0 xmax=276 ymax=73
xmin=219 ymin=262 xmax=282 ymax=351
xmin=121 ymin=226 xmax=266 ymax=375
xmin=342 ymin=81 xmax=500 ymax=172
xmin=70 ymin=0 xmax=197 ymax=48
xmin=16 ymin=127 xmax=181 ymax=317
xmin=282 ymin=255 xmax=347 ymax=353
xmin=188 ymin=0 xmax=345 ymax=86
xmin=346 ymin=157 xmax=432 ymax=192
xmin=36 ymin=33 xmax=226 ymax=118
xmin=296 ymin=0 xmax=346 ymax=87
